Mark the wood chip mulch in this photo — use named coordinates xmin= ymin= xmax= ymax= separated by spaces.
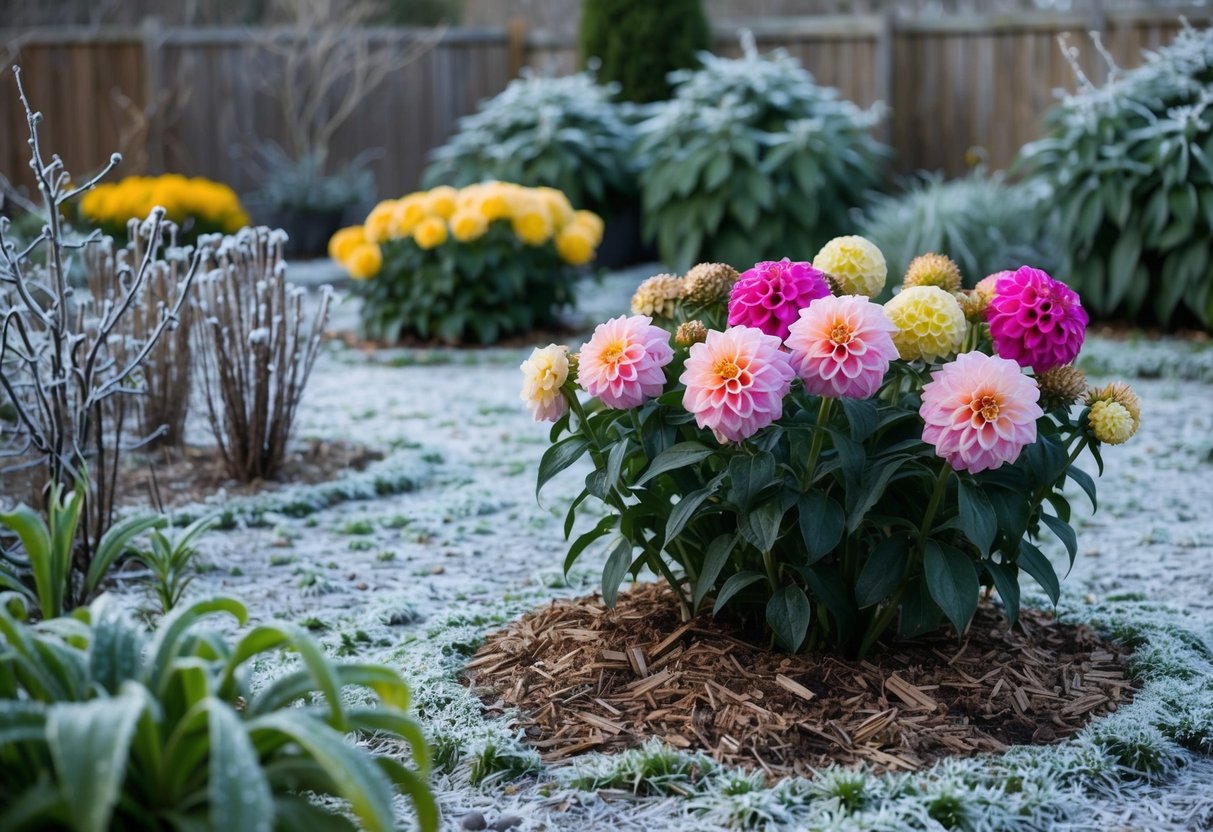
xmin=465 ymin=582 xmax=1135 ymax=777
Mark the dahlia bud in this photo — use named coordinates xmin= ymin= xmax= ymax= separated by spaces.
xmin=1086 ymin=380 xmax=1140 ymax=439
xmin=675 ymin=320 xmax=708 ymax=347
xmin=681 ymin=262 xmax=738 ymax=305
xmin=1036 ymin=364 xmax=1088 ymax=411
xmin=954 ymin=289 xmax=988 ymax=323
xmin=903 ymin=253 xmax=962 ymax=293
xmin=1088 ymin=400 xmax=1135 ymax=445
xmin=630 ymin=274 xmax=683 ymax=318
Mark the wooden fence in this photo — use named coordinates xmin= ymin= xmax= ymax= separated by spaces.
xmin=0 ymin=10 xmax=1207 ymax=204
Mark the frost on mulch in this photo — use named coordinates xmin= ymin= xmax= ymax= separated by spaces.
xmin=466 ymin=582 xmax=1134 ymax=779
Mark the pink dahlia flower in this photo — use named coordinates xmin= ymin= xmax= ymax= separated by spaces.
xmin=986 ymin=266 xmax=1088 ymax=372
xmin=727 ymin=259 xmax=831 ymax=341
xmin=920 ymin=351 xmax=1043 ymax=474
xmin=681 ymin=326 xmax=795 ymax=443
xmin=578 ymin=315 xmax=673 ymax=409
xmin=785 ymin=295 xmax=898 ymax=399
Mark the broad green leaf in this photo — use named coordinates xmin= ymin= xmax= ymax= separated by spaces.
xmin=766 ymin=586 xmax=811 ymax=652
xmin=536 ymin=436 xmax=591 ymax=497
xmin=47 ymin=686 xmax=149 ymax=832
xmin=86 ymin=513 xmax=166 ymax=598
xmin=375 ymin=757 xmax=440 ymax=832
xmin=144 ymin=598 xmax=247 ymax=696
xmin=665 ymin=472 xmax=725 ymax=542
xmin=739 ymin=499 xmax=784 ymax=553
xmin=1067 ymin=466 xmax=1098 ymax=512
xmin=248 ymin=712 xmax=399 ymax=832
xmin=984 ymin=560 xmax=1021 ymax=628
xmin=0 ymin=506 xmax=55 ymax=618
xmin=0 ymin=699 xmax=48 ymax=744
xmin=797 ymin=492 xmax=844 ymax=563
xmin=693 ymin=535 xmax=736 ymax=611
xmin=924 ymin=540 xmax=979 ymax=635
xmin=1017 ymin=540 xmax=1060 ymax=604
xmin=713 ymin=571 xmax=764 ymax=615
xmin=601 ymin=537 xmax=633 ymax=608
xmin=636 ymin=441 xmax=714 ymax=485
xmin=1039 ymin=514 xmax=1078 ymax=570
xmin=855 ymin=535 xmax=909 ymax=609
xmin=727 ymin=451 xmax=776 ymax=509
xmin=958 ymin=479 xmax=997 ymax=557
xmin=208 ymin=700 xmax=274 ymax=832
xmin=839 ymin=397 xmax=878 ymax=442
xmin=564 ymin=515 xmax=617 ymax=576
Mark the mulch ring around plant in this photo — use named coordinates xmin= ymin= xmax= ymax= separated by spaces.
xmin=465 ymin=582 xmax=1135 ymax=779
xmin=113 ymin=439 xmax=384 ymax=508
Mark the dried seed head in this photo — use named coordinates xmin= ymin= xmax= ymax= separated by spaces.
xmin=681 ymin=262 xmax=739 ymax=305
xmin=631 ymin=274 xmax=684 ymax=318
xmin=675 ymin=320 xmax=708 ymax=347
xmin=903 ymin=252 xmax=962 ymax=293
xmin=1036 ymin=364 xmax=1088 ymax=411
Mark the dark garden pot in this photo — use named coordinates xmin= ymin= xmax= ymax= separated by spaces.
xmin=260 ymin=207 xmax=346 ymax=259
xmin=596 ymin=206 xmax=652 ymax=270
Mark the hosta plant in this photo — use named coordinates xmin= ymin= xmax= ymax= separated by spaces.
xmin=423 ymin=72 xmax=637 ymax=218
xmin=636 ymin=44 xmax=886 ymax=271
xmin=1018 ymin=24 xmax=1213 ymax=329
xmin=0 ymin=594 xmax=436 ymax=831
xmin=524 ymin=238 xmax=1140 ymax=657
xmin=332 ymin=183 xmax=602 ymax=344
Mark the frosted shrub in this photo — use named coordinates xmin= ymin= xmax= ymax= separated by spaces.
xmin=636 ymin=45 xmax=887 ymax=271
xmin=1020 ymin=24 xmax=1213 ymax=328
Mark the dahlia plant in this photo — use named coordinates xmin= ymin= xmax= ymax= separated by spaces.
xmin=524 ymin=243 xmax=1138 ymax=657
xmin=333 ymin=183 xmax=602 ymax=345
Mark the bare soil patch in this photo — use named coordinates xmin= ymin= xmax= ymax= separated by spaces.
xmin=466 ymin=582 xmax=1134 ymax=778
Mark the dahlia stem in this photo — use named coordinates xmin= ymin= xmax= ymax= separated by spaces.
xmin=801 ymin=396 xmax=833 ymax=490
xmin=918 ymin=462 xmax=952 ymax=544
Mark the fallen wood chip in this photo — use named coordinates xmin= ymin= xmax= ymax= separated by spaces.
xmin=775 ymin=674 xmax=817 ymax=702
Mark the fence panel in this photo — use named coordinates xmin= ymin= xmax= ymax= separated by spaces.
xmin=0 ymin=12 xmax=1206 ymax=201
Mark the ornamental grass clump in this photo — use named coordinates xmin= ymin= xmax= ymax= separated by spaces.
xmin=1018 ymin=24 xmax=1213 ymax=329
xmin=636 ymin=43 xmax=887 ymax=271
xmin=525 ymin=237 xmax=1140 ymax=657
xmin=334 ymin=183 xmax=602 ymax=344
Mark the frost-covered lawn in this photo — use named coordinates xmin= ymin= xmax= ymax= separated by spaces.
xmin=124 ymin=269 xmax=1213 ymax=831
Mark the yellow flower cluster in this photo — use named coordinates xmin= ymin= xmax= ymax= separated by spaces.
xmin=79 ymin=174 xmax=248 ymax=233
xmin=331 ymin=183 xmax=603 ymax=279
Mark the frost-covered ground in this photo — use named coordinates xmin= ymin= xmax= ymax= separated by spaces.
xmin=115 ymin=268 xmax=1213 ymax=831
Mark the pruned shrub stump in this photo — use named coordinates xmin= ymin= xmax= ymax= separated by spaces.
xmin=465 ymin=583 xmax=1134 ymax=778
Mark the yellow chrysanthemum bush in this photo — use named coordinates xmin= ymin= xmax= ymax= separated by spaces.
xmin=78 ymin=174 xmax=249 ymax=244
xmin=332 ymin=182 xmax=602 ymax=344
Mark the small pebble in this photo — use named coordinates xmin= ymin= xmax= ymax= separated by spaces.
xmin=490 ymin=815 xmax=522 ymax=831
xmin=460 ymin=811 xmax=487 ymax=831
xmin=430 ymin=564 xmax=445 ymax=575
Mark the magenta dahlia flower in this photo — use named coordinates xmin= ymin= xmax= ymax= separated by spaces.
xmin=785 ymin=295 xmax=898 ymax=399
xmin=727 ymin=259 xmax=831 ymax=341
xmin=986 ymin=266 xmax=1088 ymax=372
xmin=578 ymin=315 xmax=673 ymax=409
xmin=680 ymin=326 xmax=795 ymax=443
xmin=920 ymin=351 xmax=1043 ymax=474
